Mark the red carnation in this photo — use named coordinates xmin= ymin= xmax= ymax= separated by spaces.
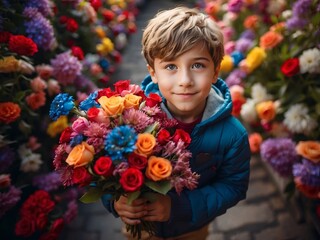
xmin=71 ymin=46 xmax=84 ymax=60
xmin=281 ymin=58 xmax=300 ymax=77
xmin=9 ymin=35 xmax=38 ymax=56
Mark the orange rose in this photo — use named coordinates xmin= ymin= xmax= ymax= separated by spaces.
xmin=295 ymin=141 xmax=320 ymax=163
xmin=135 ymin=133 xmax=156 ymax=156
xmin=98 ymin=95 xmax=125 ymax=116
xmin=259 ymin=31 xmax=283 ymax=50
xmin=145 ymin=156 xmax=172 ymax=181
xmin=248 ymin=132 xmax=263 ymax=153
xmin=124 ymin=93 xmax=142 ymax=109
xmin=256 ymin=101 xmax=276 ymax=122
xmin=0 ymin=102 xmax=21 ymax=124
xmin=66 ymin=142 xmax=95 ymax=167
xmin=244 ymin=15 xmax=259 ymax=29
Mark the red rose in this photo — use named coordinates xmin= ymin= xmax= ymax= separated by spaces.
xmin=102 ymin=9 xmax=115 ymax=22
xmin=36 ymin=213 xmax=48 ymax=230
xmin=128 ymin=152 xmax=148 ymax=170
xmin=59 ymin=127 xmax=73 ymax=144
xmin=71 ymin=46 xmax=84 ymax=60
xmin=145 ymin=93 xmax=162 ymax=107
xmin=114 ymin=80 xmax=130 ymax=94
xmin=119 ymin=168 xmax=144 ymax=192
xmin=15 ymin=218 xmax=36 ymax=237
xmin=281 ymin=58 xmax=300 ymax=77
xmin=98 ymin=87 xmax=118 ymax=98
xmin=49 ymin=218 xmax=64 ymax=235
xmin=72 ymin=166 xmax=92 ymax=187
xmin=90 ymin=0 xmax=102 ymax=11
xmin=9 ymin=35 xmax=38 ymax=56
xmin=66 ymin=18 xmax=78 ymax=32
xmin=93 ymin=156 xmax=114 ymax=177
xmin=157 ymin=128 xmax=171 ymax=144
xmin=172 ymin=129 xmax=191 ymax=146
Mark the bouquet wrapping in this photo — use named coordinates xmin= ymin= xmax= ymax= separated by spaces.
xmin=49 ymin=80 xmax=200 ymax=238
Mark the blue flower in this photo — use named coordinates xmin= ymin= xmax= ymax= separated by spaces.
xmin=105 ymin=125 xmax=137 ymax=161
xmin=70 ymin=135 xmax=84 ymax=147
xmin=49 ymin=93 xmax=75 ymax=121
xmin=79 ymin=91 xmax=100 ymax=111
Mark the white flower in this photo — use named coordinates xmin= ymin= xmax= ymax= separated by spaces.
xmin=267 ymin=0 xmax=286 ymax=15
xmin=283 ymin=104 xmax=318 ymax=135
xmin=18 ymin=144 xmax=43 ymax=172
xmin=251 ymin=83 xmax=272 ymax=103
xmin=240 ymin=98 xmax=258 ymax=123
xmin=281 ymin=10 xmax=292 ymax=19
xmin=299 ymin=48 xmax=320 ymax=74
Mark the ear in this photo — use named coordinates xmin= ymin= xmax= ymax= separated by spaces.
xmin=147 ymin=64 xmax=158 ymax=83
xmin=212 ymin=64 xmax=221 ymax=84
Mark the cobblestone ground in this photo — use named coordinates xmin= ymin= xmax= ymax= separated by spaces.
xmin=60 ymin=0 xmax=320 ymax=239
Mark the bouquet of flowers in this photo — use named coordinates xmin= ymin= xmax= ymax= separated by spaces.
xmin=49 ymin=80 xmax=200 ymax=238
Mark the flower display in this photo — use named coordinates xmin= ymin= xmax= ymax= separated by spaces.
xmin=0 ymin=0 xmax=143 ymax=238
xmin=50 ymin=80 xmax=200 ymax=238
xmin=197 ymin=0 xmax=320 ymax=203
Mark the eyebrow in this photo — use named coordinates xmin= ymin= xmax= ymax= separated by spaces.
xmin=159 ymin=57 xmax=210 ymax=63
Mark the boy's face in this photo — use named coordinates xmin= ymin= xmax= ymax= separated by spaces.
xmin=148 ymin=43 xmax=220 ymax=123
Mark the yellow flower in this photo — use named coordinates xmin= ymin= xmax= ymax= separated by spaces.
xmin=124 ymin=94 xmax=142 ymax=109
xmin=96 ymin=37 xmax=114 ymax=56
xmin=98 ymin=96 xmax=125 ymax=116
xmin=0 ymin=56 xmax=19 ymax=73
xmin=244 ymin=47 xmax=266 ymax=73
xmin=220 ymin=55 xmax=234 ymax=73
xmin=47 ymin=116 xmax=69 ymax=137
xmin=66 ymin=142 xmax=95 ymax=167
xmin=107 ymin=0 xmax=126 ymax=8
xmin=95 ymin=26 xmax=106 ymax=39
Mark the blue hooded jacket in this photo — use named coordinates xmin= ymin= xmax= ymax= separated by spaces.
xmin=102 ymin=75 xmax=251 ymax=238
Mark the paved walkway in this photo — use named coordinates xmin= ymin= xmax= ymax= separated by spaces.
xmin=60 ymin=1 xmax=319 ymax=239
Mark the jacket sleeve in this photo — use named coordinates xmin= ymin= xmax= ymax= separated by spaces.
xmin=168 ymin=130 xmax=251 ymax=225
xmin=101 ymin=194 xmax=119 ymax=218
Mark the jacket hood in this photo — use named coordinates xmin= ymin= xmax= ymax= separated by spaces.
xmin=141 ymin=75 xmax=232 ymax=129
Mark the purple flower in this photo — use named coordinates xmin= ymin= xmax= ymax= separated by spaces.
xmin=260 ymin=138 xmax=299 ymax=177
xmin=0 ymin=186 xmax=22 ymax=218
xmin=23 ymin=7 xmax=56 ymax=51
xmin=0 ymin=146 xmax=15 ymax=172
xmin=225 ymin=69 xmax=247 ymax=87
xmin=239 ymin=30 xmax=256 ymax=41
xmin=227 ymin=0 xmax=243 ymax=13
xmin=25 ymin=0 xmax=53 ymax=17
xmin=293 ymin=159 xmax=320 ymax=187
xmin=33 ymin=172 xmax=62 ymax=192
xmin=51 ymin=52 xmax=82 ymax=85
xmin=63 ymin=200 xmax=78 ymax=224
xmin=235 ymin=38 xmax=254 ymax=53
xmin=292 ymin=0 xmax=312 ymax=17
xmin=286 ymin=17 xmax=308 ymax=30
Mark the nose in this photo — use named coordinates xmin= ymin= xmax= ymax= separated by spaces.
xmin=178 ymin=68 xmax=193 ymax=87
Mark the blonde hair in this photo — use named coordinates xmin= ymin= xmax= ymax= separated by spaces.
xmin=142 ymin=6 xmax=224 ymax=69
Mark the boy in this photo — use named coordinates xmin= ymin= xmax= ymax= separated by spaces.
xmin=102 ymin=6 xmax=251 ymax=240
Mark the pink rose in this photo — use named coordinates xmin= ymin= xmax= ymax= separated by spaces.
xmin=72 ymin=117 xmax=89 ymax=134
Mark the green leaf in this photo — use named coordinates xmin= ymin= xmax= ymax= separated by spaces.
xmin=79 ymin=187 xmax=104 ymax=203
xmin=145 ymin=180 xmax=172 ymax=195
xmin=127 ymin=191 xmax=141 ymax=205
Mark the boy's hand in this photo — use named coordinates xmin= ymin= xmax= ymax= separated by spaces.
xmin=114 ymin=195 xmax=148 ymax=225
xmin=143 ymin=194 xmax=171 ymax=222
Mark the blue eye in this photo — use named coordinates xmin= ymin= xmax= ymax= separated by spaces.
xmin=192 ymin=63 xmax=204 ymax=69
xmin=165 ymin=64 xmax=177 ymax=70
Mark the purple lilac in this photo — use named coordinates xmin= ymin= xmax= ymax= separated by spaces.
xmin=225 ymin=69 xmax=247 ymax=87
xmin=260 ymin=138 xmax=299 ymax=177
xmin=293 ymin=159 xmax=320 ymax=187
xmin=235 ymin=38 xmax=254 ymax=53
xmin=0 ymin=186 xmax=22 ymax=218
xmin=286 ymin=17 xmax=309 ymax=30
xmin=32 ymin=172 xmax=62 ymax=192
xmin=292 ymin=0 xmax=312 ymax=17
xmin=51 ymin=51 xmax=82 ymax=86
xmin=0 ymin=146 xmax=15 ymax=172
xmin=25 ymin=0 xmax=52 ymax=17
xmin=239 ymin=29 xmax=256 ymax=41
xmin=23 ymin=7 xmax=56 ymax=51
